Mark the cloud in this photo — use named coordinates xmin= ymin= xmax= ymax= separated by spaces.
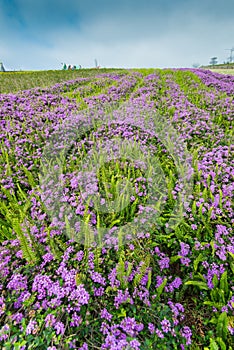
xmin=0 ymin=0 xmax=234 ymax=69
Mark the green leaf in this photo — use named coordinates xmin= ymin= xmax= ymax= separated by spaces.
xmin=193 ymin=253 xmax=204 ymax=272
xmin=117 ymin=256 xmax=127 ymax=288
xmin=170 ymin=255 xmax=182 ymax=263
xmin=156 ymin=278 xmax=167 ymax=299
xmin=209 ymin=338 xmax=219 ymax=350
xmin=210 ymin=240 xmax=215 ymax=257
xmin=212 ymin=275 xmax=219 ymax=289
xmin=216 ymin=312 xmax=228 ymax=341
xmin=117 ymin=308 xmax=126 ymax=318
xmin=216 ymin=337 xmax=227 ymax=350
xmin=147 ymin=269 xmax=152 ymax=290
xmin=185 ymin=280 xmax=208 ymax=290
xmin=109 ymin=219 xmax=121 ymax=228
xmin=230 ymin=262 xmax=234 ymax=274
xmin=12 ymin=218 xmax=37 ymax=264
xmin=220 ymin=271 xmax=229 ymax=298
xmin=204 ymin=301 xmax=224 ymax=310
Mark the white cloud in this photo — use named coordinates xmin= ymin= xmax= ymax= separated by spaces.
xmin=0 ymin=0 xmax=234 ymax=69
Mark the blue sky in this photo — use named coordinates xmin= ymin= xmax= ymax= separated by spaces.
xmin=1 ymin=0 xmax=234 ymax=70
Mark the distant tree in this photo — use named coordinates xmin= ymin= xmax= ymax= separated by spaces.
xmin=209 ymin=57 xmax=218 ymax=65
xmin=192 ymin=63 xmax=200 ymax=68
xmin=0 ymin=62 xmax=6 ymax=72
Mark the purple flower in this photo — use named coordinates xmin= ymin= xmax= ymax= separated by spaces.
xmin=172 ymin=277 xmax=182 ymax=289
xmin=54 ymin=321 xmax=65 ymax=335
xmin=161 ymin=318 xmax=171 ymax=333
xmin=26 ymin=320 xmax=37 ymax=335
xmin=148 ymin=323 xmax=155 ymax=334
xmin=7 ymin=273 xmax=27 ymax=292
xmin=180 ymin=326 xmax=192 ymax=345
xmin=70 ymin=312 xmax=82 ymax=327
xmin=114 ymin=289 xmax=133 ymax=309
xmin=45 ymin=313 xmax=57 ymax=327
xmin=179 ymin=242 xmax=190 ymax=257
xmin=158 ymin=257 xmax=170 ymax=270
xmin=120 ymin=317 xmax=144 ymax=337
xmin=221 ymin=306 xmax=228 ymax=313
xmin=68 ymin=284 xmax=90 ymax=305
xmin=11 ymin=312 xmax=24 ymax=324
xmin=42 ymin=252 xmax=54 ymax=263
xmin=100 ymin=322 xmax=110 ymax=335
xmin=0 ymin=296 xmax=5 ymax=316
xmin=129 ymin=339 xmax=141 ymax=349
xmin=75 ymin=250 xmax=84 ymax=261
xmin=215 ymin=246 xmax=227 ymax=261
xmin=93 ymin=286 xmax=105 ymax=296
xmin=69 ymin=340 xmax=77 ymax=349
xmin=156 ymin=275 xmax=165 ymax=288
xmin=101 ymin=308 xmax=113 ymax=321
xmin=155 ymin=329 xmax=164 ymax=338
xmin=91 ymin=272 xmax=106 ymax=286
xmin=180 ymin=257 xmax=191 ymax=266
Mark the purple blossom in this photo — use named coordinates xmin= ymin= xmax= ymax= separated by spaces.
xmin=156 ymin=275 xmax=165 ymax=288
xmin=129 ymin=339 xmax=141 ymax=349
xmin=68 ymin=284 xmax=90 ymax=305
xmin=155 ymin=329 xmax=164 ymax=338
xmin=180 ymin=257 xmax=191 ymax=266
xmin=75 ymin=250 xmax=84 ymax=261
xmin=7 ymin=273 xmax=27 ymax=292
xmin=101 ymin=308 xmax=113 ymax=321
xmin=26 ymin=320 xmax=38 ymax=335
xmin=161 ymin=318 xmax=171 ymax=333
xmin=54 ymin=321 xmax=65 ymax=335
xmin=180 ymin=326 xmax=192 ymax=345
xmin=11 ymin=312 xmax=24 ymax=324
xmin=120 ymin=317 xmax=144 ymax=337
xmin=158 ymin=257 xmax=170 ymax=270
xmin=93 ymin=286 xmax=105 ymax=296
xmin=148 ymin=322 xmax=155 ymax=334
xmin=178 ymin=242 xmax=190 ymax=257
xmin=45 ymin=313 xmax=57 ymax=327
xmin=114 ymin=289 xmax=133 ymax=309
xmin=90 ymin=271 xmax=106 ymax=285
xmin=70 ymin=312 xmax=82 ymax=327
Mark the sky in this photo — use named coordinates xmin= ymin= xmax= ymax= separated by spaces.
xmin=1 ymin=0 xmax=234 ymax=70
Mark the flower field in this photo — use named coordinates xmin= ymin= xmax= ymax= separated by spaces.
xmin=0 ymin=68 xmax=233 ymax=349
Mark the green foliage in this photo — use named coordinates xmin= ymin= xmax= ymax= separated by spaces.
xmin=185 ymin=280 xmax=209 ymax=290
xmin=11 ymin=218 xmax=38 ymax=264
xmin=156 ymin=278 xmax=168 ymax=300
xmin=133 ymin=255 xmax=151 ymax=287
xmin=216 ymin=312 xmax=228 ymax=341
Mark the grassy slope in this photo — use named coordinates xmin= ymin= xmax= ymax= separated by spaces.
xmin=0 ymin=68 xmax=127 ymax=94
xmin=208 ymin=69 xmax=234 ymax=75
xmin=201 ymin=62 xmax=234 ymax=75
